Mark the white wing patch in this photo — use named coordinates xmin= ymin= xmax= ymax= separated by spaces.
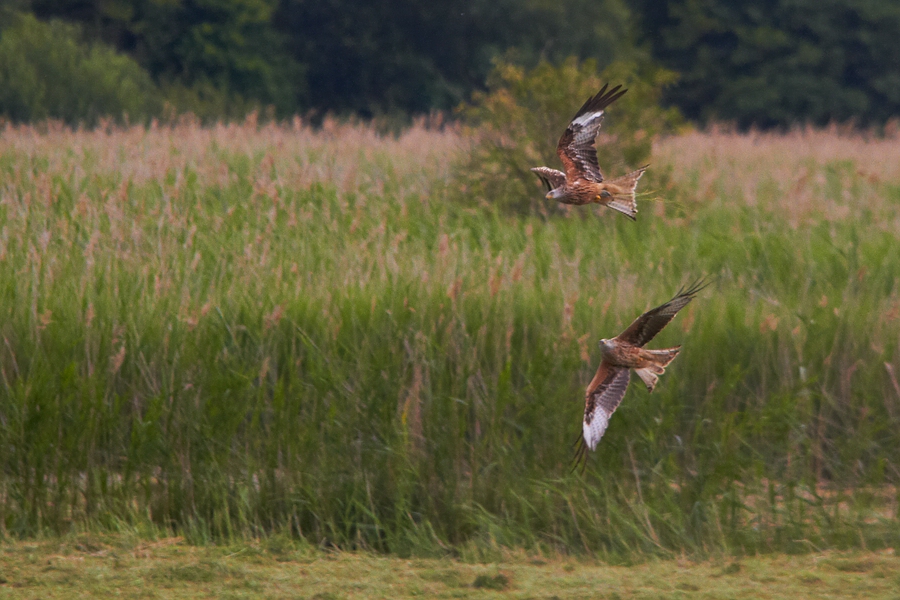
xmin=571 ymin=110 xmax=605 ymax=127
xmin=582 ymin=408 xmax=610 ymax=451
xmin=582 ymin=367 xmax=630 ymax=450
xmin=566 ymin=110 xmax=606 ymax=182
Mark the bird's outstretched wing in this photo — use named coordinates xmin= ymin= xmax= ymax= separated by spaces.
xmin=617 ymin=279 xmax=708 ymax=347
xmin=556 ymin=84 xmax=627 ymax=184
xmin=580 ymin=362 xmax=630 ymax=455
xmin=530 ymin=167 xmax=566 ymax=192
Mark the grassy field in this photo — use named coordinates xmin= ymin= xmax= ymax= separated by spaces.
xmin=1 ymin=118 xmax=899 ymax=556
xmin=1 ymin=535 xmax=900 ymax=599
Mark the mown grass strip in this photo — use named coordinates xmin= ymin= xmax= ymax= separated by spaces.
xmin=1 ymin=535 xmax=900 ymax=599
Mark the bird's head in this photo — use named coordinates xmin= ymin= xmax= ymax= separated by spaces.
xmin=598 ymin=338 xmax=614 ymax=352
xmin=546 ymin=187 xmax=565 ymax=201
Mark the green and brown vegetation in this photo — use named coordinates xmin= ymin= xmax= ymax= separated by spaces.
xmin=1 ymin=113 xmax=899 ymax=557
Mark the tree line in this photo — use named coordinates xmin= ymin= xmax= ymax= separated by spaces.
xmin=1 ymin=0 xmax=899 ymax=127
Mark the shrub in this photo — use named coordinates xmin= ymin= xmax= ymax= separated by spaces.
xmin=455 ymin=57 xmax=683 ymax=214
xmin=0 ymin=14 xmax=161 ymax=126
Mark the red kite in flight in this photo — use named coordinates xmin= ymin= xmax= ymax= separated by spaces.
xmin=531 ymin=84 xmax=647 ymax=220
xmin=574 ymin=280 xmax=707 ymax=469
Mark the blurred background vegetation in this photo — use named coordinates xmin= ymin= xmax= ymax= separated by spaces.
xmin=2 ymin=0 xmax=900 ymax=559
xmin=2 ymin=119 xmax=900 ymax=554
xmin=2 ymin=0 xmax=900 ymax=127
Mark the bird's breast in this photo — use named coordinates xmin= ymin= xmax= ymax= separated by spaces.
xmin=566 ymin=181 xmax=602 ymax=206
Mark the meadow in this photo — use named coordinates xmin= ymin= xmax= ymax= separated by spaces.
xmin=0 ymin=117 xmax=899 ymax=559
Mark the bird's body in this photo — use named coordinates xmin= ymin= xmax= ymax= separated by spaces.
xmin=531 ymin=84 xmax=647 ymax=220
xmin=597 ymin=338 xmax=681 ymax=392
xmin=574 ymin=281 xmax=708 ymax=469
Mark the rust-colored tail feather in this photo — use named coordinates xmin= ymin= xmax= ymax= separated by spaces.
xmin=603 ymin=165 xmax=648 ymax=220
xmin=635 ymin=346 xmax=680 ymax=391
xmin=645 ymin=346 xmax=680 ymax=368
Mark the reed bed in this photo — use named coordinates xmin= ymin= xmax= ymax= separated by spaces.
xmin=0 ymin=120 xmax=898 ymax=557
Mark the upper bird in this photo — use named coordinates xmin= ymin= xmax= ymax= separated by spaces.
xmin=531 ymin=84 xmax=647 ymax=220
xmin=574 ymin=280 xmax=708 ymax=469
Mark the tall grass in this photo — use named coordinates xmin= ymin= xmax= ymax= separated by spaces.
xmin=1 ymin=118 xmax=899 ymax=557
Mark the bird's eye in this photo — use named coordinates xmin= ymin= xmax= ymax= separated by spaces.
xmin=600 ymin=190 xmax=611 ymax=198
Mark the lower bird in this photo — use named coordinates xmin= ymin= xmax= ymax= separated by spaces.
xmin=574 ymin=280 xmax=708 ymax=469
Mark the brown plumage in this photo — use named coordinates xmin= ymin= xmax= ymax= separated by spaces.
xmin=573 ymin=280 xmax=708 ymax=470
xmin=530 ymin=84 xmax=648 ymax=220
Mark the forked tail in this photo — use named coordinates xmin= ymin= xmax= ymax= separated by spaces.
xmin=604 ymin=165 xmax=648 ymax=220
xmin=634 ymin=345 xmax=680 ymax=392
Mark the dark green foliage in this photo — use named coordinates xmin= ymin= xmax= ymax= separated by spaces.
xmin=25 ymin=0 xmax=302 ymax=119
xmin=456 ymin=58 xmax=682 ymax=213
xmin=7 ymin=0 xmax=900 ymax=125
xmin=0 ymin=14 xmax=161 ymax=125
xmin=636 ymin=0 xmax=900 ymax=127
xmin=273 ymin=0 xmax=633 ymax=116
xmin=134 ymin=0 xmax=303 ymax=117
xmin=18 ymin=0 xmax=633 ymax=119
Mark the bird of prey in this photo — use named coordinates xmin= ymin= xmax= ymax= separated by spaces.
xmin=531 ymin=84 xmax=647 ymax=220
xmin=573 ymin=280 xmax=707 ymax=469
